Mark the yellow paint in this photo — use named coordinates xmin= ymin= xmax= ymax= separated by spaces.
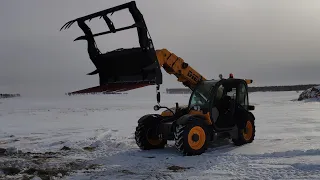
xmin=245 ymin=79 xmax=253 ymax=84
xmin=189 ymin=110 xmax=212 ymax=125
xmin=147 ymin=138 xmax=162 ymax=146
xmin=161 ymin=110 xmax=173 ymax=117
xmin=155 ymin=48 xmax=253 ymax=91
xmin=187 ymin=126 xmax=206 ymax=150
xmin=243 ymin=121 xmax=253 ymax=141
xmin=156 ymin=49 xmax=206 ymax=90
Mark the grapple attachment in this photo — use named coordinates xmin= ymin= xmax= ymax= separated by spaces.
xmin=60 ymin=1 xmax=162 ymax=94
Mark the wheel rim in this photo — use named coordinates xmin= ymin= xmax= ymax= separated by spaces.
xmin=148 ymin=139 xmax=162 ymax=145
xmin=146 ymin=128 xmax=162 ymax=145
xmin=188 ymin=126 xmax=206 ymax=150
xmin=243 ymin=121 xmax=253 ymax=141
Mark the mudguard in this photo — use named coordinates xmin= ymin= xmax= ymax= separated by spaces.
xmin=235 ymin=107 xmax=255 ymax=130
xmin=137 ymin=114 xmax=163 ymax=124
xmin=176 ymin=114 xmax=210 ymax=126
xmin=60 ymin=1 xmax=162 ymax=93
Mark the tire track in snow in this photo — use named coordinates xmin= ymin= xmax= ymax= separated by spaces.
xmin=63 ymin=129 xmax=320 ymax=180
xmin=73 ymin=146 xmax=320 ymax=180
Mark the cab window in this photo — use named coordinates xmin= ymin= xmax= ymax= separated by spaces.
xmin=237 ymin=83 xmax=248 ymax=107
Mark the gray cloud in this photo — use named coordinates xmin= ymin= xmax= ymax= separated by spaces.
xmin=1 ymin=0 xmax=320 ymax=96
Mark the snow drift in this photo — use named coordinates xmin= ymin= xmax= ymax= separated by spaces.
xmin=298 ymin=85 xmax=320 ymax=101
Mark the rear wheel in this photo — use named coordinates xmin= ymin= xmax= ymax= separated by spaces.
xmin=135 ymin=116 xmax=167 ymax=150
xmin=174 ymin=120 xmax=209 ymax=156
xmin=232 ymin=118 xmax=255 ymax=146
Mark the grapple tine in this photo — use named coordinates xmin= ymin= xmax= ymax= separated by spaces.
xmin=61 ymin=22 xmax=70 ymax=30
xmin=74 ymin=35 xmax=86 ymax=41
xmin=60 ymin=20 xmax=74 ymax=31
xmin=66 ymin=21 xmax=75 ymax=29
xmin=60 ymin=23 xmax=68 ymax=31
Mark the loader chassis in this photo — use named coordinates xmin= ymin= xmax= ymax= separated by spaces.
xmin=135 ymin=79 xmax=256 ymax=155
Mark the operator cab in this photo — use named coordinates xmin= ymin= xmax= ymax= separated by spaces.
xmin=211 ymin=79 xmax=249 ymax=128
xmin=188 ymin=78 xmax=254 ymax=129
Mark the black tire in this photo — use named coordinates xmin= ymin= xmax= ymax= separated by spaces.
xmin=174 ymin=120 xmax=209 ymax=156
xmin=135 ymin=120 xmax=167 ymax=150
xmin=232 ymin=118 xmax=255 ymax=146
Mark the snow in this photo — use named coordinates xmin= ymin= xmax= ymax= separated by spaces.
xmin=0 ymin=91 xmax=319 ymax=179
xmin=298 ymin=85 xmax=320 ymax=101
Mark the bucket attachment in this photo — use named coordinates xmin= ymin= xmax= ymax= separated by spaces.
xmin=60 ymin=1 xmax=162 ymax=94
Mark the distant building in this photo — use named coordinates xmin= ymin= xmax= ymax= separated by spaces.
xmin=166 ymin=88 xmax=192 ymax=94
xmin=0 ymin=94 xmax=21 ymax=98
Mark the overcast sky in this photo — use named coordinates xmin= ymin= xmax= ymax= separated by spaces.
xmin=1 ymin=0 xmax=320 ymax=96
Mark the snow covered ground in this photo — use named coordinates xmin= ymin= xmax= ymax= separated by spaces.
xmin=0 ymin=91 xmax=319 ymax=179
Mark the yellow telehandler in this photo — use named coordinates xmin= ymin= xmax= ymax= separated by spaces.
xmin=61 ymin=1 xmax=256 ymax=156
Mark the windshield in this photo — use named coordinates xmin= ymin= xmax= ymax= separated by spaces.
xmin=189 ymin=80 xmax=218 ymax=108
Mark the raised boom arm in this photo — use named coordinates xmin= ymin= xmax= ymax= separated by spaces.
xmin=155 ymin=49 xmax=253 ymax=90
xmin=156 ymin=49 xmax=206 ymax=91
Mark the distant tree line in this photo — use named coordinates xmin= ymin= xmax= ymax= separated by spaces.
xmin=248 ymin=84 xmax=319 ymax=92
xmin=0 ymin=94 xmax=21 ymax=98
xmin=166 ymin=84 xmax=319 ymax=94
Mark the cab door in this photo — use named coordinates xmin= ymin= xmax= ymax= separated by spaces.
xmin=236 ymin=82 xmax=249 ymax=110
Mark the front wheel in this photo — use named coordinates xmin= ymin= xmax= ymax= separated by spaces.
xmin=174 ymin=120 xmax=209 ymax=156
xmin=232 ymin=118 xmax=255 ymax=146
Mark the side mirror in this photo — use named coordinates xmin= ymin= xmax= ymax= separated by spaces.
xmin=154 ymin=105 xmax=160 ymax=111
xmin=248 ymin=105 xmax=255 ymax=111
